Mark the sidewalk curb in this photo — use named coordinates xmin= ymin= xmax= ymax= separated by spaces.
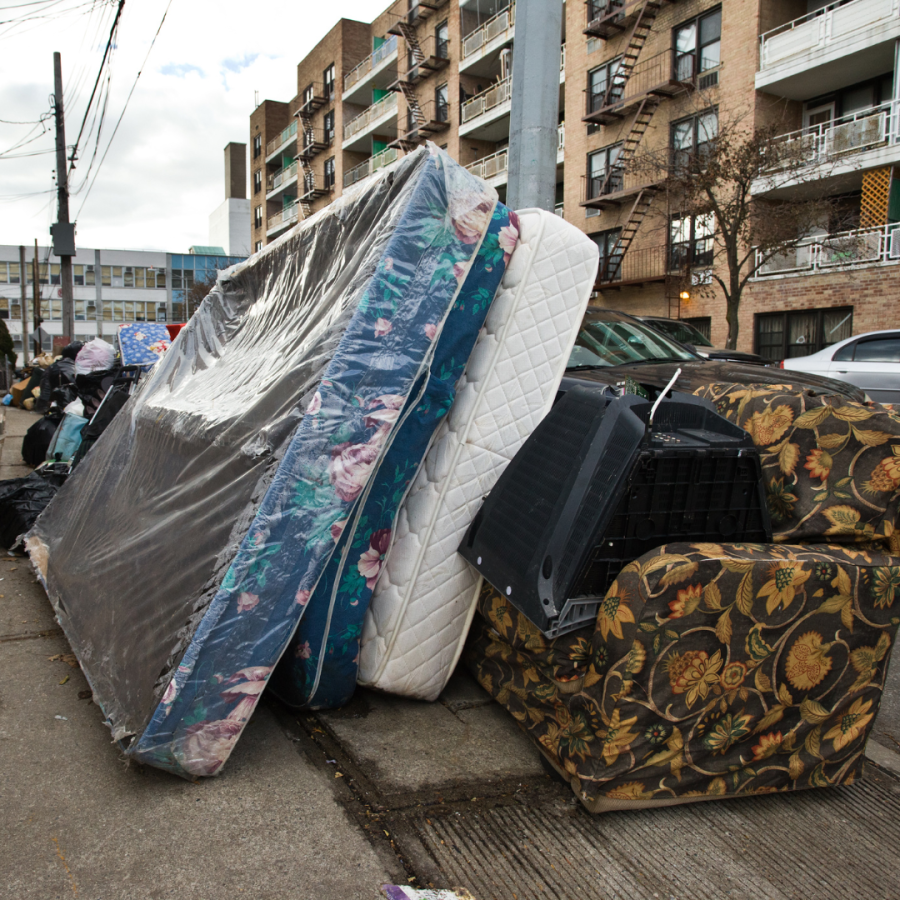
xmin=866 ymin=740 xmax=900 ymax=779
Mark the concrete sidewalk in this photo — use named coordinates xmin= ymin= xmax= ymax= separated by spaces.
xmin=2 ymin=402 xmax=900 ymax=899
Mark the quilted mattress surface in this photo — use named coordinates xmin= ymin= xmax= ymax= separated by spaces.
xmin=357 ymin=208 xmax=599 ymax=700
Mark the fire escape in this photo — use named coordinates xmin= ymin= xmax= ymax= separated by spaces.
xmin=387 ymin=9 xmax=450 ymax=152
xmin=581 ymin=0 xmax=690 ymax=286
xmin=294 ymin=86 xmax=330 ymax=218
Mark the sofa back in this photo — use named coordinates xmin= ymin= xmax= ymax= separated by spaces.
xmin=695 ymin=383 xmax=900 ymax=552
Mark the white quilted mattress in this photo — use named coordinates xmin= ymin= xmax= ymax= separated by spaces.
xmin=357 ymin=208 xmax=599 ymax=700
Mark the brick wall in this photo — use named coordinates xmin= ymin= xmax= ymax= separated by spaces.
xmin=249 ymin=99 xmax=289 ymax=251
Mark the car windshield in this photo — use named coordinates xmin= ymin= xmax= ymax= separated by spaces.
xmin=648 ymin=318 xmax=713 ymax=348
xmin=568 ymin=314 xmax=699 ymax=368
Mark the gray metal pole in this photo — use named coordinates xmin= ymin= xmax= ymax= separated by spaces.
xmin=506 ymin=0 xmax=564 ymax=211
xmin=95 ymin=248 xmax=103 ymax=339
xmin=53 ymin=51 xmax=76 ymax=345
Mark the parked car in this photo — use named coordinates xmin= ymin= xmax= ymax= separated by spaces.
xmin=563 ymin=309 xmax=866 ymax=401
xmin=639 ymin=315 xmax=767 ymax=366
xmin=781 ymin=330 xmax=900 ymax=405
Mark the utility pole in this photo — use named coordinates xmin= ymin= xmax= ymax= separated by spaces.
xmin=52 ymin=51 xmax=76 ymax=345
xmin=18 ymin=245 xmax=29 ymax=365
xmin=506 ymin=0 xmax=564 ymax=211
xmin=33 ymin=240 xmax=41 ymax=358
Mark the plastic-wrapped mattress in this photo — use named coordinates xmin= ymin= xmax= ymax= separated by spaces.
xmin=26 ymin=146 xmax=506 ymax=777
xmin=356 ymin=208 xmax=599 ymax=700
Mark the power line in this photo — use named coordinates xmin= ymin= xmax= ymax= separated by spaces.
xmin=67 ymin=0 xmax=123 ymax=174
xmin=75 ymin=0 xmax=173 ymax=221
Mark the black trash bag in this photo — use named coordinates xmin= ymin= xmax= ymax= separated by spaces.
xmin=21 ymin=410 xmax=63 ymax=467
xmin=60 ymin=341 xmax=84 ymax=360
xmin=0 ymin=465 xmax=68 ymax=549
xmin=72 ymin=381 xmax=131 ymax=468
xmin=49 ymin=382 xmax=79 ymax=409
xmin=35 ymin=357 xmax=76 ymax=413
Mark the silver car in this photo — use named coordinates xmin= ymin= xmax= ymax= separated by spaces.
xmin=781 ymin=330 xmax=900 ymax=404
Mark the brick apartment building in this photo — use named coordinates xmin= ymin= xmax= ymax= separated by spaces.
xmin=249 ymin=0 xmax=900 ymax=359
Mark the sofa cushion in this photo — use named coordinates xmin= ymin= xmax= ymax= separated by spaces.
xmin=695 ymin=383 xmax=900 ymax=550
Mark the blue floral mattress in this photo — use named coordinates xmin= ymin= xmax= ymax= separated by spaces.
xmin=117 ymin=323 xmax=171 ymax=367
xmin=27 ymin=146 xmax=511 ymax=778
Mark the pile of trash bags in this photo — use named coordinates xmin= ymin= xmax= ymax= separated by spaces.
xmin=1 ymin=335 xmax=164 ymax=549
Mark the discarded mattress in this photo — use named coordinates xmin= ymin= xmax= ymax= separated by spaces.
xmin=269 ymin=204 xmax=516 ymax=710
xmin=117 ymin=322 xmax=170 ymax=367
xmin=357 ymin=208 xmax=600 ymax=700
xmin=27 ymin=145 xmax=505 ymax=777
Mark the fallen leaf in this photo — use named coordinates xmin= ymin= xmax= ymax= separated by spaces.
xmin=48 ymin=653 xmax=79 ymax=668
xmin=335 ymin=772 xmax=344 ymax=778
xmin=59 ymin=675 xmax=69 ymax=685
xmin=77 ymin=690 xmax=92 ymax=700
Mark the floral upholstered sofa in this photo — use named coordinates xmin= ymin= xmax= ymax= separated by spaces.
xmin=466 ymin=383 xmax=900 ymax=813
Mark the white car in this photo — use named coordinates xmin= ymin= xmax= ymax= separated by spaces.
xmin=781 ymin=330 xmax=900 ymax=404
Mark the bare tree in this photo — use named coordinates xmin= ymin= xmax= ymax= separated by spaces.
xmin=639 ymin=103 xmax=838 ymax=349
xmin=185 ymin=272 xmax=219 ymax=320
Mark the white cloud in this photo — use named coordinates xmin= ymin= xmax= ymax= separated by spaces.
xmin=0 ymin=0 xmax=388 ymax=253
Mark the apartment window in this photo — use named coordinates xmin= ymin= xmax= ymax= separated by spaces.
xmin=435 ymin=83 xmax=449 ymax=121
xmin=255 ymin=241 xmax=262 ymax=253
xmin=323 ymin=110 xmax=335 ymax=143
xmin=591 ymin=228 xmax=622 ymax=281
xmin=71 ymin=264 xmax=94 ymax=287
xmin=253 ymin=169 xmax=262 ymax=194
xmin=674 ymin=8 xmax=721 ymax=82
xmin=0 ymin=261 xmax=21 ymax=284
xmin=323 ymin=64 xmax=335 ymax=101
xmin=324 ymin=157 xmax=336 ymax=190
xmin=50 ymin=263 xmax=60 ymax=285
xmin=755 ymin=307 xmax=853 ymax=362
xmin=587 ymin=57 xmax=623 ymax=114
xmin=587 ymin=144 xmax=623 ymax=199
xmin=302 ymin=83 xmax=314 ymax=108
xmin=254 ymin=206 xmax=263 ymax=229
xmin=253 ymin=134 xmax=262 ymax=159
xmin=671 ymin=108 xmax=718 ymax=171
xmin=669 ymin=213 xmax=715 ymax=271
xmin=436 ymin=20 xmax=449 ymax=59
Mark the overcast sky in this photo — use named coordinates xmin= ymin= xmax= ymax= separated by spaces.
xmin=0 ymin=0 xmax=387 ymax=253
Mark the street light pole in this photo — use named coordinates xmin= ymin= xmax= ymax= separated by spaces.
xmin=506 ymin=0 xmax=564 ymax=211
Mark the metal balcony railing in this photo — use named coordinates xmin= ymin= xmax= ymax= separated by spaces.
xmin=462 ymin=1 xmax=515 ymax=58
xmin=763 ymin=100 xmax=900 ymax=173
xmin=555 ymin=203 xmax=564 ymax=217
xmin=461 ymin=76 xmax=512 ymax=124
xmin=596 ymin=245 xmax=669 ymax=286
xmin=755 ymin=224 xmax=900 ymax=277
xmin=266 ymin=161 xmax=298 ymax=193
xmin=268 ymin=201 xmax=300 ymax=233
xmin=342 ymin=147 xmax=399 ymax=189
xmin=266 ymin=120 xmax=298 ymax=158
xmin=465 ymin=123 xmax=564 ymax=180
xmin=759 ymin=0 xmax=899 ymax=70
xmin=558 ymin=121 xmax=565 ymax=151
xmin=343 ymin=92 xmax=399 ymax=141
xmin=344 ymin=35 xmax=399 ymax=94
xmin=465 ymin=147 xmax=509 ymax=180
xmin=584 ymin=49 xmax=695 ymax=120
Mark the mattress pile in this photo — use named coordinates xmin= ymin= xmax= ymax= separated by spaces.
xmin=358 ymin=209 xmax=599 ymax=700
xmin=27 ymin=146 xmax=516 ymax=778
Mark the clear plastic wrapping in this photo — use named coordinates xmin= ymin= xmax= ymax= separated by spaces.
xmin=28 ymin=145 xmax=503 ymax=777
